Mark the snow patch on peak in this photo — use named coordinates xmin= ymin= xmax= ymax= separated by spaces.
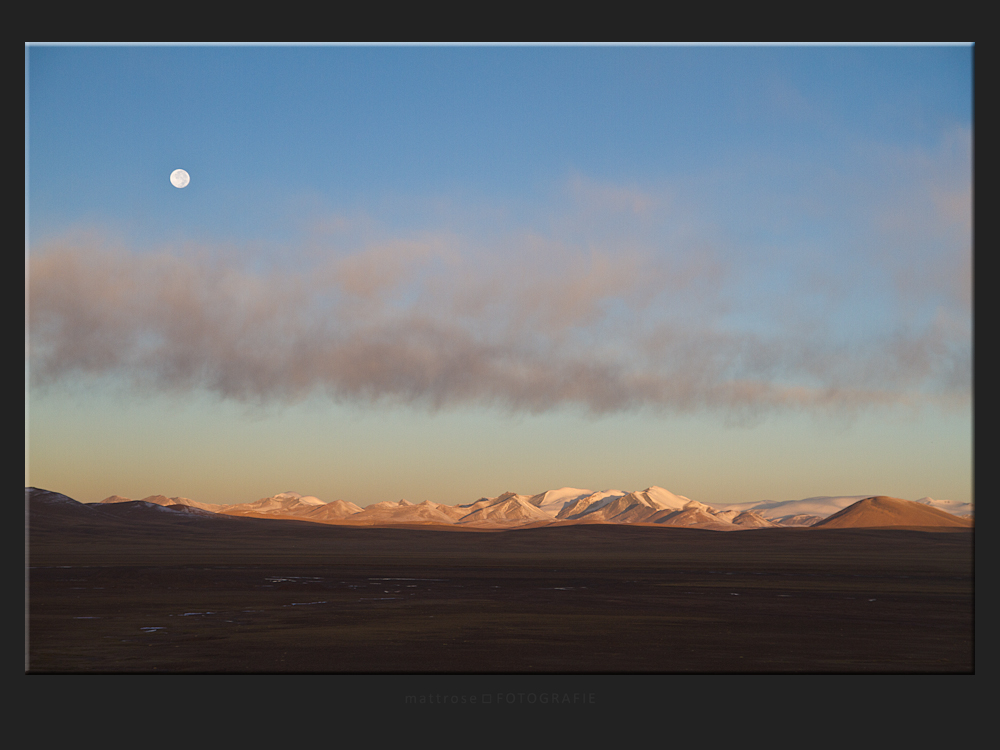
xmin=271 ymin=491 xmax=325 ymax=505
xmin=530 ymin=487 xmax=595 ymax=515
xmin=640 ymin=486 xmax=697 ymax=511
xmin=915 ymin=497 xmax=974 ymax=517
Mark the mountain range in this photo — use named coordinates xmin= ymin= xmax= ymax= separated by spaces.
xmin=83 ymin=486 xmax=973 ymax=530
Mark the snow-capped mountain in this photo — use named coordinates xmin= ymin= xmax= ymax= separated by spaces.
xmin=340 ymin=499 xmax=462 ymax=526
xmin=554 ymin=489 xmax=628 ymax=519
xmin=100 ymin=493 xmax=221 ymax=513
xmin=456 ymin=492 xmax=555 ymax=527
xmin=711 ymin=495 xmax=974 ymax=521
xmin=526 ymin=488 xmax=596 ymax=516
xmin=301 ymin=498 xmax=365 ymax=521
xmin=709 ymin=495 xmax=873 ymax=521
xmin=89 ymin=486 xmax=972 ymax=530
xmin=217 ymin=491 xmax=327 ymax=517
xmin=914 ymin=497 xmax=974 ymax=518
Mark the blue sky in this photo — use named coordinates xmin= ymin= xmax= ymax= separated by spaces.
xmin=26 ymin=43 xmax=973 ymax=508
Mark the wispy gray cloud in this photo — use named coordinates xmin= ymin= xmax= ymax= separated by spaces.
xmin=27 ymin=169 xmax=971 ymax=421
xmin=26 ymin=249 xmax=968 ymax=422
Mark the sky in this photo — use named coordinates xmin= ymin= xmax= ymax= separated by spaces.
xmin=25 ymin=43 xmax=973 ymax=509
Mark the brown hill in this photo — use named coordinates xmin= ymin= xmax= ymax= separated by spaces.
xmin=811 ymin=496 xmax=973 ymax=529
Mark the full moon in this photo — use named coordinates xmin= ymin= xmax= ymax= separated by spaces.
xmin=170 ymin=169 xmax=190 ymax=188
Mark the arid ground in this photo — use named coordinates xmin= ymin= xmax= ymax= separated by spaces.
xmin=26 ymin=503 xmax=973 ymax=674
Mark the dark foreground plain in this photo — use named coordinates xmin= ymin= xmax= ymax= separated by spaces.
xmin=26 ymin=495 xmax=973 ymax=673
